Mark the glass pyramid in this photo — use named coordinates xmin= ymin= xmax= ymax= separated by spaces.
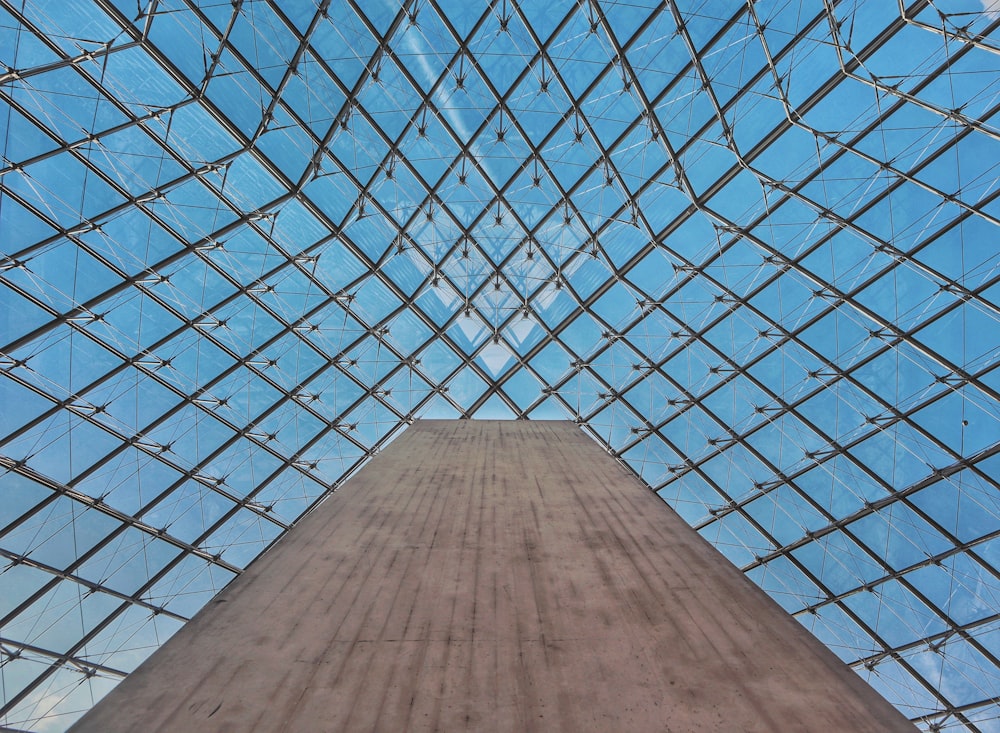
xmin=2 ymin=1 xmax=1000 ymax=729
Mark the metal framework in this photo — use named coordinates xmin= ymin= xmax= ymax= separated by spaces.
xmin=1 ymin=0 xmax=999 ymax=730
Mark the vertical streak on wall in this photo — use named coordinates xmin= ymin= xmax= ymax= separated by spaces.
xmin=72 ymin=420 xmax=915 ymax=732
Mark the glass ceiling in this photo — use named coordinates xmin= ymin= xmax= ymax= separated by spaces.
xmin=2 ymin=0 xmax=1000 ymax=729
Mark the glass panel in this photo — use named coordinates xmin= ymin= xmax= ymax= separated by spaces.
xmin=2 ymin=1 xmax=1000 ymax=729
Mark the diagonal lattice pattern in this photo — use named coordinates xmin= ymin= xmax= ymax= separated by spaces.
xmin=2 ymin=0 xmax=1000 ymax=730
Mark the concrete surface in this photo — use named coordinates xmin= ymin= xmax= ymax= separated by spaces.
xmin=72 ymin=420 xmax=915 ymax=732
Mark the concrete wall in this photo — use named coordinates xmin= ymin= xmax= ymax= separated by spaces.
xmin=72 ymin=420 xmax=915 ymax=732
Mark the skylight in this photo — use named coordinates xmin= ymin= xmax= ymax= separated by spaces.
xmin=2 ymin=1 xmax=1000 ymax=730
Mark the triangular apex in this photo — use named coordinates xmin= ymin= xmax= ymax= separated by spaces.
xmin=2 ymin=2 xmax=998 ymax=730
